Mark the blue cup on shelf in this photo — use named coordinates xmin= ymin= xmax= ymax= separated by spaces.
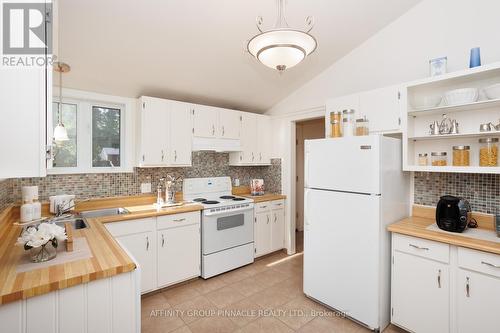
xmin=469 ymin=47 xmax=481 ymax=68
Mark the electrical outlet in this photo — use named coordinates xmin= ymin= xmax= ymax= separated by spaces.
xmin=141 ymin=183 xmax=152 ymax=194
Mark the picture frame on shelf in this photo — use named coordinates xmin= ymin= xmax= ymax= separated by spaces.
xmin=429 ymin=57 xmax=447 ymax=76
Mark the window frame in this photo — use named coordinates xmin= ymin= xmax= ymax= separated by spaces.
xmin=48 ymin=89 xmax=135 ymax=174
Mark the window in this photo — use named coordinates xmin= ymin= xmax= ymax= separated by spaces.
xmin=52 ymin=102 xmax=77 ymax=167
xmin=48 ymin=91 xmax=132 ymax=174
xmin=92 ymin=106 xmax=121 ymax=167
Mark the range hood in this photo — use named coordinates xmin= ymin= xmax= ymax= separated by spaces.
xmin=192 ymin=137 xmax=242 ymax=152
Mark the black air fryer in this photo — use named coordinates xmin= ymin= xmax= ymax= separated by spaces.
xmin=436 ymin=195 xmax=471 ymax=233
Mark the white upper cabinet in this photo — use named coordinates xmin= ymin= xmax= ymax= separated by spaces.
xmin=138 ymin=96 xmax=169 ymax=166
xmin=359 ymin=85 xmax=401 ymax=133
xmin=169 ymin=101 xmax=192 ymax=166
xmin=218 ymin=108 xmax=241 ymax=139
xmin=256 ymin=115 xmax=272 ymax=164
xmin=229 ymin=113 xmax=272 ymax=166
xmin=192 ymin=105 xmax=218 ymax=138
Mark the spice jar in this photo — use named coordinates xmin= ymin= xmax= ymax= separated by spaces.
xmin=452 ymin=146 xmax=470 ymax=166
xmin=479 ymin=138 xmax=499 ymax=167
xmin=355 ymin=116 xmax=369 ymax=136
xmin=330 ymin=111 xmax=342 ymax=138
xmin=418 ymin=153 xmax=428 ymax=166
xmin=431 ymin=152 xmax=447 ymax=166
xmin=342 ymin=109 xmax=356 ymax=137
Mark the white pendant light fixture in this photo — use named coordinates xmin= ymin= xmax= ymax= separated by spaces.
xmin=247 ymin=0 xmax=317 ymax=72
xmin=53 ymin=61 xmax=70 ymax=143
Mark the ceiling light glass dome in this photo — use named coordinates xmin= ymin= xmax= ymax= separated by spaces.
xmin=247 ymin=0 xmax=317 ymax=72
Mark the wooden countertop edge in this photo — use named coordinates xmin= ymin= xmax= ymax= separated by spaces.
xmin=0 ymin=202 xmax=204 ymax=306
xmin=239 ymin=194 xmax=287 ymax=203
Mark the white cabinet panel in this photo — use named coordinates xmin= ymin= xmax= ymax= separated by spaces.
xmin=256 ymin=115 xmax=272 ymax=164
xmin=193 ymin=105 xmax=218 ymax=138
xmin=359 ymin=86 xmax=401 ymax=132
xmin=457 ymin=269 xmax=500 ymax=333
xmin=219 ymin=108 xmax=241 ymax=139
xmin=254 ymin=212 xmax=271 ymax=257
xmin=139 ymin=96 xmax=169 ymax=166
xmin=157 ymin=224 xmax=201 ymax=288
xmin=271 ymin=207 xmax=285 ymax=251
xmin=58 ymin=285 xmax=85 ymax=333
xmin=0 ymin=67 xmax=47 ymax=178
xmin=87 ymin=277 xmax=112 ymax=333
xmin=26 ymin=291 xmax=56 ymax=333
xmin=116 ymin=231 xmax=156 ymax=293
xmin=169 ymin=102 xmax=192 ymax=166
xmin=392 ymin=251 xmax=449 ymax=333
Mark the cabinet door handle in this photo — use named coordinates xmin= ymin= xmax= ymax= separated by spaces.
xmin=274 ymin=213 xmax=277 ymax=223
xmin=481 ymin=261 xmax=500 ymax=268
xmin=212 ymin=125 xmax=215 ymax=135
xmin=173 ymin=218 xmax=186 ymax=222
xmin=222 ymin=126 xmax=225 ymax=136
xmin=437 ymin=269 xmax=441 ymax=288
xmin=409 ymin=244 xmax=429 ymax=251
xmin=174 ymin=150 xmax=177 ymax=161
xmin=161 ymin=150 xmax=164 ymax=161
xmin=146 ymin=236 xmax=149 ymax=251
xmin=260 ymin=152 xmax=262 ymax=161
xmin=142 ymin=154 xmax=145 ymax=162
xmin=466 ymin=277 xmax=470 ymax=297
xmin=252 ymin=153 xmax=255 ymax=161
xmin=266 ymin=215 xmax=269 ymax=224
xmin=161 ymin=234 xmax=165 ymax=247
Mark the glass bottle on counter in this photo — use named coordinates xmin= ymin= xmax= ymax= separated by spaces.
xmin=418 ymin=153 xmax=428 ymax=166
xmin=342 ymin=109 xmax=356 ymax=137
xmin=330 ymin=111 xmax=342 ymax=138
xmin=431 ymin=152 xmax=447 ymax=166
xmin=479 ymin=138 xmax=499 ymax=167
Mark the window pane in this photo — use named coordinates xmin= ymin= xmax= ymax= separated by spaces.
xmin=92 ymin=106 xmax=121 ymax=167
xmin=52 ymin=102 xmax=77 ymax=167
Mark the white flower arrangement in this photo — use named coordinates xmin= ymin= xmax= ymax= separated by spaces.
xmin=18 ymin=223 xmax=67 ymax=250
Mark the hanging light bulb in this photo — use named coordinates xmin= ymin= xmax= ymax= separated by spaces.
xmin=247 ymin=0 xmax=317 ymax=72
xmin=53 ymin=62 xmax=70 ymax=142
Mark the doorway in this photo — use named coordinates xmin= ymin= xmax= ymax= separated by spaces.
xmin=295 ymin=117 xmax=325 ymax=252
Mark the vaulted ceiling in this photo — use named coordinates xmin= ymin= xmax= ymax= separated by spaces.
xmin=59 ymin=0 xmax=420 ymax=112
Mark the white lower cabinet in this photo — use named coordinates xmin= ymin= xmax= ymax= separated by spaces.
xmin=157 ymin=218 xmax=201 ymax=288
xmin=391 ymin=233 xmax=500 ymax=333
xmin=105 ymin=212 xmax=201 ymax=294
xmin=392 ymin=251 xmax=449 ymax=333
xmin=254 ymin=200 xmax=285 ymax=257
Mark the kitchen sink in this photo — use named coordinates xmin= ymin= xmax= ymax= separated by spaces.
xmin=55 ymin=218 xmax=89 ymax=230
xmin=79 ymin=207 xmax=129 ymax=218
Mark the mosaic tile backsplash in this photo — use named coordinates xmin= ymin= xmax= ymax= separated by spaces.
xmin=4 ymin=152 xmax=281 ymax=204
xmin=414 ymin=172 xmax=500 ymax=214
xmin=0 ymin=179 xmax=14 ymax=212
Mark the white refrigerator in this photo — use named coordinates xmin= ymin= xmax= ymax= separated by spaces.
xmin=303 ymin=135 xmax=409 ymax=332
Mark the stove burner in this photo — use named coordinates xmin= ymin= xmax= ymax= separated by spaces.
xmin=232 ymin=197 xmax=246 ymax=201
xmin=193 ymin=198 xmax=207 ymax=202
xmin=220 ymin=195 xmax=236 ymax=200
xmin=203 ymin=200 xmax=220 ymax=205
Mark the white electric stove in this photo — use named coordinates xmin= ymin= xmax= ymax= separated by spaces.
xmin=183 ymin=177 xmax=255 ymax=279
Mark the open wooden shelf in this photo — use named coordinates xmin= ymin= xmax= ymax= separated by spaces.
xmin=408 ymin=131 xmax=500 ymax=141
xmin=405 ymin=165 xmax=500 ymax=174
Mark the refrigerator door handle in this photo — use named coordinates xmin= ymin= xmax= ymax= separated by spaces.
xmin=304 ymin=188 xmax=310 ymax=230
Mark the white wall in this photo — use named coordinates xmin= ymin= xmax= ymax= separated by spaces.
xmin=268 ymin=0 xmax=500 ymax=254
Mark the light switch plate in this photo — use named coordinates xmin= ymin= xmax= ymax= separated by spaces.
xmin=141 ymin=183 xmax=152 ymax=194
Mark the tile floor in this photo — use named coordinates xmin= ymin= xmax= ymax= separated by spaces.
xmin=141 ymin=232 xmax=407 ymax=333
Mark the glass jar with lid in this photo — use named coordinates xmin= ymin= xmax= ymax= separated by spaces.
xmin=479 ymin=138 xmax=499 ymax=167
xmin=342 ymin=109 xmax=355 ymax=137
xmin=355 ymin=116 xmax=369 ymax=136
xmin=418 ymin=153 xmax=428 ymax=166
xmin=452 ymin=146 xmax=470 ymax=166
xmin=431 ymin=152 xmax=447 ymax=166
xmin=330 ymin=111 xmax=342 ymax=138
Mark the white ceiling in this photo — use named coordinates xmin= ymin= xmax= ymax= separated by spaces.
xmin=59 ymin=0 xmax=420 ymax=113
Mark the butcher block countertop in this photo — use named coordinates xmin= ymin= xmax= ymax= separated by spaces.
xmin=0 ymin=196 xmax=203 ymax=305
xmin=388 ymin=205 xmax=500 ymax=255
xmin=232 ymin=186 xmax=286 ymax=203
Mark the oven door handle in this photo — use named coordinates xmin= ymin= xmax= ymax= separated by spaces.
xmin=204 ymin=205 xmax=254 ymax=216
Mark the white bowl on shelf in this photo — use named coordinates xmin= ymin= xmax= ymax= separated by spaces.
xmin=443 ymin=88 xmax=479 ymax=106
xmin=410 ymin=95 xmax=442 ymax=110
xmin=484 ymin=83 xmax=500 ymax=100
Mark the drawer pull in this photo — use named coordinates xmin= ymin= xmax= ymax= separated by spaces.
xmin=481 ymin=261 xmax=500 ymax=268
xmin=261 ymin=205 xmax=267 ymax=208
xmin=162 ymin=234 xmax=165 ymax=247
xmin=173 ymin=218 xmax=186 ymax=222
xmin=466 ymin=277 xmax=470 ymax=297
xmin=146 ymin=236 xmax=150 ymax=251
xmin=275 ymin=203 xmax=283 ymax=206
xmin=409 ymin=244 xmax=429 ymax=251
xmin=437 ymin=269 xmax=441 ymax=288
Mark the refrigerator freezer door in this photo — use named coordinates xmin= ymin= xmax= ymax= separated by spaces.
xmin=305 ymin=136 xmax=381 ymax=194
xmin=303 ymin=188 xmax=381 ymax=330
